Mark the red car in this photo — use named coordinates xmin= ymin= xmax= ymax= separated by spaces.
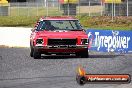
xmin=30 ymin=16 xmax=89 ymax=59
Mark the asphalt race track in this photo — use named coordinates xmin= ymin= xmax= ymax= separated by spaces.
xmin=0 ymin=47 xmax=132 ymax=88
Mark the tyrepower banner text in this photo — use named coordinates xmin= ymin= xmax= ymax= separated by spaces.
xmin=86 ymin=29 xmax=132 ymax=53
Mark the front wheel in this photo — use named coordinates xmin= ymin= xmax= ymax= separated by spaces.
xmin=33 ymin=49 xmax=41 ymax=59
xmin=76 ymin=49 xmax=89 ymax=58
xmin=30 ymin=47 xmax=34 ymax=57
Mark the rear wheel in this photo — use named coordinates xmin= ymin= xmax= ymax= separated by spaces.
xmin=33 ymin=49 xmax=41 ymax=59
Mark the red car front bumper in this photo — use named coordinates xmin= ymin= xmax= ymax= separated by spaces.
xmin=35 ymin=45 xmax=88 ymax=53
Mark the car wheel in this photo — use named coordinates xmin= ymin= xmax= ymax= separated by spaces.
xmin=76 ymin=49 xmax=89 ymax=58
xmin=33 ymin=49 xmax=41 ymax=59
xmin=30 ymin=46 xmax=34 ymax=57
xmin=81 ymin=49 xmax=89 ymax=58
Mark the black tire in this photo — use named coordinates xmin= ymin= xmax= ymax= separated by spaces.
xmin=76 ymin=49 xmax=89 ymax=58
xmin=33 ymin=49 xmax=41 ymax=59
xmin=30 ymin=46 xmax=34 ymax=57
xmin=81 ymin=49 xmax=89 ymax=58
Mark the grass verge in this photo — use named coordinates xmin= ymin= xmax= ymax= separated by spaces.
xmin=0 ymin=16 xmax=132 ymax=30
xmin=77 ymin=15 xmax=132 ymax=30
xmin=0 ymin=16 xmax=39 ymax=27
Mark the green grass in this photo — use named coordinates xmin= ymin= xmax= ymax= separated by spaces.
xmin=0 ymin=15 xmax=132 ymax=30
xmin=0 ymin=6 xmax=131 ymax=30
xmin=77 ymin=15 xmax=132 ymax=30
xmin=10 ymin=7 xmax=63 ymax=16
xmin=0 ymin=16 xmax=39 ymax=27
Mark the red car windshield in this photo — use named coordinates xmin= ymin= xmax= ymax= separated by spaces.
xmin=36 ymin=20 xmax=83 ymax=31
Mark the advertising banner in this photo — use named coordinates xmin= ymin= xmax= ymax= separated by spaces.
xmin=86 ymin=29 xmax=132 ymax=53
xmin=59 ymin=0 xmax=78 ymax=4
xmin=104 ymin=0 xmax=122 ymax=3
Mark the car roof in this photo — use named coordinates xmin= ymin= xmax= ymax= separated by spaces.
xmin=39 ymin=16 xmax=77 ymax=21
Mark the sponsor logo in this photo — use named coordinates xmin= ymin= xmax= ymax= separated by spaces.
xmin=87 ymin=30 xmax=132 ymax=53
xmin=76 ymin=66 xmax=131 ymax=85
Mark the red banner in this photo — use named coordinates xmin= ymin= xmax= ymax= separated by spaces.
xmin=59 ymin=0 xmax=64 ymax=4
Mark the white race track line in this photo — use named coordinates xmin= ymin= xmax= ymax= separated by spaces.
xmin=0 ymin=27 xmax=32 ymax=47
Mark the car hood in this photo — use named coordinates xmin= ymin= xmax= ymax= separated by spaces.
xmin=37 ymin=30 xmax=88 ymax=38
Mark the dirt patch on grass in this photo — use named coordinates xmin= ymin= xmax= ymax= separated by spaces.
xmin=78 ymin=6 xmax=103 ymax=13
xmin=78 ymin=16 xmax=132 ymax=30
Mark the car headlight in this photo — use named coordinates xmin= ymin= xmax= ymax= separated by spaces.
xmin=81 ymin=39 xmax=89 ymax=45
xmin=36 ymin=38 xmax=43 ymax=44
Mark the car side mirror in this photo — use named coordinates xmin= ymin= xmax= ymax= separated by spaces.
xmin=81 ymin=29 xmax=86 ymax=32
